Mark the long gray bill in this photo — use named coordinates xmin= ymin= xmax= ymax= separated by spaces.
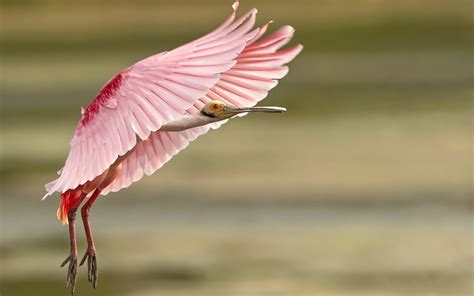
xmin=236 ymin=106 xmax=287 ymax=113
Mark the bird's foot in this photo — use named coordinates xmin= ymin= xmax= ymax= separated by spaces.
xmin=80 ymin=248 xmax=98 ymax=289
xmin=61 ymin=254 xmax=78 ymax=295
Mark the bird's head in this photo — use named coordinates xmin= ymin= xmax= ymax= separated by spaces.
xmin=201 ymin=100 xmax=286 ymax=119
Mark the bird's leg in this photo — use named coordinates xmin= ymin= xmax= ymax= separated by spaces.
xmin=78 ymin=161 xmax=121 ymax=289
xmin=80 ymin=189 xmax=101 ymax=289
xmin=60 ymin=193 xmax=86 ymax=295
xmin=61 ymin=212 xmax=78 ymax=294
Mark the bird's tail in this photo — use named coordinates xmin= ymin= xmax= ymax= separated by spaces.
xmin=57 ymin=188 xmax=84 ymax=225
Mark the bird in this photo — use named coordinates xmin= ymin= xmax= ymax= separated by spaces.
xmin=42 ymin=1 xmax=302 ymax=294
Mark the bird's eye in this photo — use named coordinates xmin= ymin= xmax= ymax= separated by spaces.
xmin=213 ymin=104 xmax=219 ymax=110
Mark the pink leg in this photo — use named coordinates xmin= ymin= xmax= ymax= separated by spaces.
xmin=80 ymin=189 xmax=101 ymax=288
xmin=60 ymin=193 xmax=87 ymax=295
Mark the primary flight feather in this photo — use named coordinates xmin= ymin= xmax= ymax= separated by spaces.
xmin=44 ymin=1 xmax=302 ymax=294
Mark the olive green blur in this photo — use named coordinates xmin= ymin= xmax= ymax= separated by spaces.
xmin=1 ymin=0 xmax=472 ymax=295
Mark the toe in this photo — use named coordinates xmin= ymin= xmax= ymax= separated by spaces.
xmin=64 ymin=255 xmax=78 ymax=294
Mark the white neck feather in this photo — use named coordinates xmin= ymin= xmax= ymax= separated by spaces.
xmin=158 ymin=113 xmax=224 ymax=132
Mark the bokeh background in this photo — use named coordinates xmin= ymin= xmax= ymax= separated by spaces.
xmin=1 ymin=0 xmax=472 ymax=295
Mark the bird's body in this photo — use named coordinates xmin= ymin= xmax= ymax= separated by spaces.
xmin=44 ymin=1 xmax=302 ymax=294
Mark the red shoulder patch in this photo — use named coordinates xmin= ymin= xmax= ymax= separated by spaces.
xmin=79 ymin=73 xmax=125 ymax=128
xmin=95 ymin=73 xmax=123 ymax=105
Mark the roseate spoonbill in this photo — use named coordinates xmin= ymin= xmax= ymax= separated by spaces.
xmin=43 ymin=1 xmax=302 ymax=294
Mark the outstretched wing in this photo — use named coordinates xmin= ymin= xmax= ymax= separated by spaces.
xmin=102 ymin=25 xmax=303 ymax=195
xmin=44 ymin=2 xmax=261 ymax=198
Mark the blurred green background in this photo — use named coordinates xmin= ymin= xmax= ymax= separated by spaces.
xmin=1 ymin=0 xmax=472 ymax=295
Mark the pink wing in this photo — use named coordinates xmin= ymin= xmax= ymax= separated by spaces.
xmin=102 ymin=25 xmax=303 ymax=195
xmin=44 ymin=2 xmax=302 ymax=198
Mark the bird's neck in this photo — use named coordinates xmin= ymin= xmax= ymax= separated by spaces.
xmin=158 ymin=113 xmax=224 ymax=132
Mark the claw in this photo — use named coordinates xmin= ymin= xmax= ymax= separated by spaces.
xmin=79 ymin=252 xmax=88 ymax=266
xmin=61 ymin=254 xmax=78 ymax=295
xmin=60 ymin=254 xmax=71 ymax=267
xmin=80 ymin=250 xmax=98 ymax=289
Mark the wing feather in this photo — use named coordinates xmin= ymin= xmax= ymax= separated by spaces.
xmin=44 ymin=2 xmax=302 ymax=198
xmin=100 ymin=23 xmax=302 ymax=195
xmin=43 ymin=3 xmax=260 ymax=198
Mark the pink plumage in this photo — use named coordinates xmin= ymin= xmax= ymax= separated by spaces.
xmin=44 ymin=3 xmax=302 ymax=199
xmin=45 ymin=2 xmax=302 ymax=293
